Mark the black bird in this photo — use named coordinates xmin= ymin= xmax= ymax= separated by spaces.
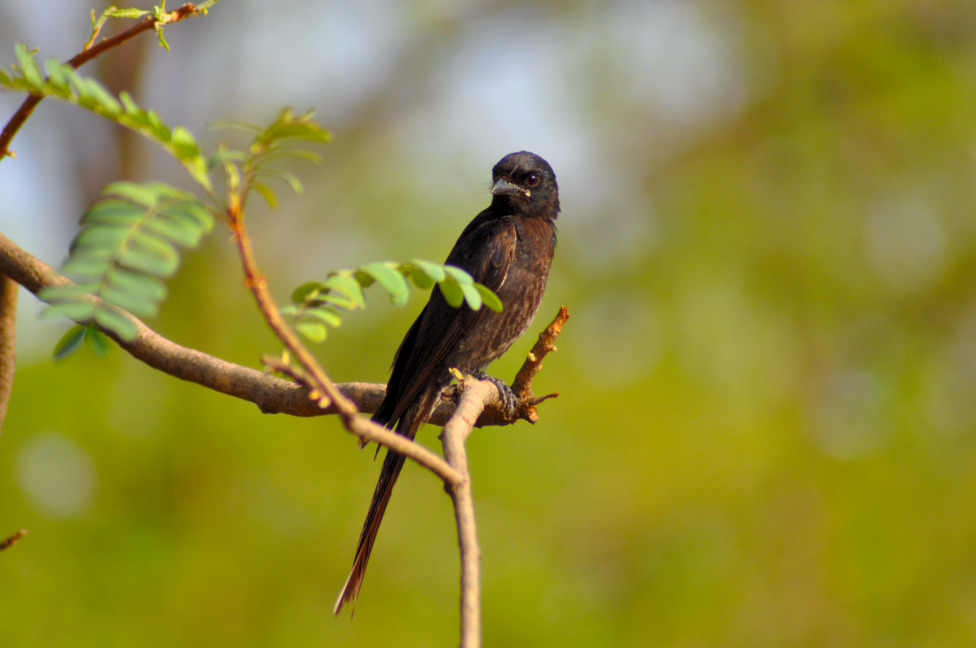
xmin=334 ymin=151 xmax=559 ymax=614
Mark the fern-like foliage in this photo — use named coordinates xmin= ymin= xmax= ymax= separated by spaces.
xmin=210 ymin=107 xmax=332 ymax=210
xmin=284 ymin=260 xmax=503 ymax=343
xmin=1 ymin=45 xmax=330 ymax=343
xmin=0 ymin=45 xmax=210 ymax=187
xmin=39 ymin=183 xmax=213 ymax=340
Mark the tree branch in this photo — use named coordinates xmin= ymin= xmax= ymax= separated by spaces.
xmin=436 ymin=308 xmax=570 ymax=645
xmin=0 ymin=276 xmax=16 ymax=436
xmin=441 ymin=377 xmax=493 ymax=648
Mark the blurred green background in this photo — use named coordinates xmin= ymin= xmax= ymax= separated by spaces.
xmin=3 ymin=0 xmax=976 ymax=645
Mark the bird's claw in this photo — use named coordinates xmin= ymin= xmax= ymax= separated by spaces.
xmin=472 ymin=370 xmax=519 ymax=418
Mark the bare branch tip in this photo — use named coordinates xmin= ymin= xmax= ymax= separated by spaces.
xmin=0 ymin=528 xmax=27 ymax=552
xmin=533 ymin=392 xmax=559 ymax=405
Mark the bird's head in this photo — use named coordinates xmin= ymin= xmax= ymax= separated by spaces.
xmin=490 ymin=151 xmax=559 ymax=218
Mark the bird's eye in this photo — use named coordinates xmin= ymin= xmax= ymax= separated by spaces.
xmin=526 ymin=174 xmax=539 ymax=187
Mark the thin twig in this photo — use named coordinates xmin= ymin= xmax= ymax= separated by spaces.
xmin=512 ymin=305 xmax=569 ymax=397
xmin=0 ymin=529 xmax=27 ymax=551
xmin=509 ymin=305 xmax=570 ymax=423
xmin=228 ymin=215 xmax=356 ymax=416
xmin=0 ymin=276 xmax=17 ymax=436
xmin=0 ymin=2 xmax=201 ymax=161
xmin=441 ymin=378 xmax=493 ymax=648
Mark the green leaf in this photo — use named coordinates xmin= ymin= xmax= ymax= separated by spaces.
xmin=264 ymin=123 xmax=332 ymax=144
xmin=254 ymin=167 xmax=303 ymax=194
xmin=165 ymin=201 xmax=213 ymax=231
xmin=118 ymin=243 xmax=179 ymax=277
xmin=410 ymin=258 xmax=447 ymax=283
xmin=42 ymin=300 xmax=96 ymax=322
xmin=291 ymin=281 xmax=322 ymax=303
xmin=81 ymin=200 xmax=142 ymax=226
xmin=295 ymin=321 xmax=327 ymax=343
xmin=144 ymin=209 xmax=208 ymax=246
xmin=61 ymin=257 xmax=111 ymax=277
xmin=106 ymin=268 xmax=167 ymax=302
xmin=257 ymin=108 xmax=332 ymax=145
xmin=84 ymin=327 xmax=112 ymax=357
xmin=65 ymin=245 xmax=115 ymax=263
xmin=143 ymin=109 xmax=171 ymax=142
xmin=100 ymin=284 xmax=158 ymax=317
xmin=105 ymin=8 xmax=149 ymax=18
xmin=143 ymin=217 xmax=202 ymax=247
xmin=459 ymin=282 xmax=482 ymax=311
xmin=403 ymin=263 xmax=435 ymax=290
xmin=439 ymin=277 xmax=465 ymax=308
xmin=87 ymin=79 xmax=122 ymax=116
xmin=300 ymin=306 xmax=342 ymax=328
xmin=251 ymin=181 xmax=277 ymax=208
xmin=104 ymin=181 xmax=167 ymax=206
xmin=444 ymin=265 xmax=475 ymax=286
xmin=361 ymin=262 xmax=409 ymax=306
xmin=119 ymin=91 xmax=140 ymax=115
xmin=60 ymin=65 xmax=85 ymax=99
xmin=196 ymin=0 xmax=221 ymax=13
xmin=130 ymin=230 xmax=180 ymax=258
xmin=317 ymin=292 xmax=359 ymax=311
xmin=322 ymin=274 xmax=365 ymax=308
xmin=352 ymin=270 xmax=375 ymax=288
xmin=39 ymin=283 xmax=101 ymax=301
xmin=53 ymin=325 xmax=86 ymax=360
xmin=93 ymin=306 xmax=138 ymax=340
xmin=72 ymin=225 xmax=129 ymax=251
xmin=475 ymin=284 xmax=503 ymax=312
xmin=16 ymin=45 xmax=43 ymax=89
xmin=45 ymin=59 xmax=69 ymax=95
xmin=170 ymin=126 xmax=201 ymax=161
xmin=155 ymin=25 xmax=170 ymax=51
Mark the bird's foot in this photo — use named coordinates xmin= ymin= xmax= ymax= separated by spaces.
xmin=471 ymin=370 xmax=519 ymax=418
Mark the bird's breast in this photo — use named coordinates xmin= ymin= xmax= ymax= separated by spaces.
xmin=450 ymin=217 xmax=555 ymax=371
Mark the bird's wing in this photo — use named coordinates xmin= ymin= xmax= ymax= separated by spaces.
xmin=381 ymin=212 xmax=518 ymax=427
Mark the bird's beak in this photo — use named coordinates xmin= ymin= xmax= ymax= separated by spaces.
xmin=492 ymin=177 xmax=529 ymax=198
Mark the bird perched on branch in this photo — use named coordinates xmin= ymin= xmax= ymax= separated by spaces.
xmin=334 ymin=151 xmax=560 ymax=614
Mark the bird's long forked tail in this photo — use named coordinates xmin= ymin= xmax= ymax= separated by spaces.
xmin=333 ymin=446 xmax=406 ymax=615
xmin=334 ymin=391 xmax=438 ymax=616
